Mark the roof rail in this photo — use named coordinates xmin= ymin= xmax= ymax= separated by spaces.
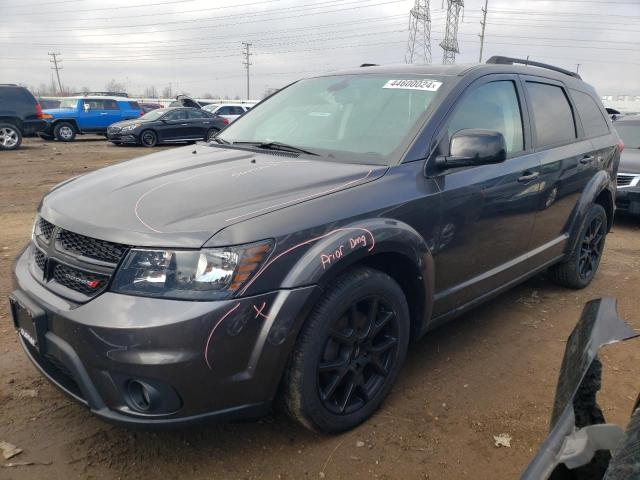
xmin=73 ymin=91 xmax=129 ymax=97
xmin=486 ymin=56 xmax=581 ymax=80
xmin=360 ymin=63 xmax=379 ymax=67
xmin=0 ymin=83 xmax=18 ymax=86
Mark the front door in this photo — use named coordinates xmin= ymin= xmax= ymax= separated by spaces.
xmin=430 ymin=75 xmax=542 ymax=316
xmin=157 ymin=109 xmax=189 ymax=140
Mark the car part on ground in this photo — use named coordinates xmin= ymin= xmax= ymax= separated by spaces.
xmin=10 ymin=60 xmax=620 ymax=430
xmin=522 ymin=298 xmax=639 ymax=479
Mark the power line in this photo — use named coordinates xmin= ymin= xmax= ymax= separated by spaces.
xmin=48 ymin=52 xmax=63 ymax=93
xmin=478 ymin=0 xmax=488 ymax=62
xmin=3 ymin=0 xmax=196 ymax=16
xmin=0 ymin=0 xmax=406 ymax=38
xmin=405 ymin=0 xmax=432 ymax=64
xmin=242 ymin=42 xmax=252 ymax=99
xmin=440 ymin=0 xmax=464 ymax=64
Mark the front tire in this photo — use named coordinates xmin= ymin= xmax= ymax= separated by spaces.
xmin=282 ymin=267 xmax=410 ymax=433
xmin=54 ymin=122 xmax=76 ymax=142
xmin=0 ymin=123 xmax=22 ymax=150
xmin=549 ymin=203 xmax=607 ymax=289
xmin=140 ymin=129 xmax=158 ymax=147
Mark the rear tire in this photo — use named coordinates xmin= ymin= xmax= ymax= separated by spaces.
xmin=282 ymin=267 xmax=410 ymax=433
xmin=0 ymin=123 xmax=22 ymax=150
xmin=54 ymin=122 xmax=76 ymax=142
xmin=549 ymin=204 xmax=607 ymax=289
xmin=140 ymin=129 xmax=157 ymax=147
xmin=206 ymin=128 xmax=219 ymax=142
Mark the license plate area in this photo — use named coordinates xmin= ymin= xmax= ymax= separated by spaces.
xmin=9 ymin=294 xmax=47 ymax=354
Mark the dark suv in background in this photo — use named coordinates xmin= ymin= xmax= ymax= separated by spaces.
xmin=612 ymin=115 xmax=640 ymax=215
xmin=0 ymin=84 xmax=45 ymax=150
xmin=10 ymin=57 xmax=620 ymax=433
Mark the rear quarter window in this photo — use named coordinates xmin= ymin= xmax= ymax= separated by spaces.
xmin=526 ymin=82 xmax=577 ymax=148
xmin=128 ymin=101 xmax=141 ymax=110
xmin=570 ymin=89 xmax=610 ymax=138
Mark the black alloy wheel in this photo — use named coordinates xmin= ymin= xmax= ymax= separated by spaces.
xmin=206 ymin=128 xmax=219 ymax=141
xmin=140 ymin=130 xmax=158 ymax=147
xmin=318 ymin=295 xmax=399 ymax=415
xmin=578 ymin=215 xmax=606 ymax=280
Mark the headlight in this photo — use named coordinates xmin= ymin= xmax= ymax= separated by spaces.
xmin=111 ymin=241 xmax=272 ymax=300
xmin=120 ymin=124 xmax=139 ymax=132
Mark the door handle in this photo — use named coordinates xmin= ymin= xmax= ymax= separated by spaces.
xmin=518 ymin=171 xmax=540 ymax=182
xmin=580 ymin=155 xmax=594 ymax=164
xmin=180 ymin=123 xmax=188 ymax=126
xmin=99 ymin=112 xmax=108 ymax=115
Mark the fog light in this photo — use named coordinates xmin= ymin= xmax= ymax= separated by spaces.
xmin=127 ymin=380 xmax=156 ymax=412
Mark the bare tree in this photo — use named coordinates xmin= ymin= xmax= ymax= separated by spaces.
xmin=105 ymin=78 xmax=126 ymax=94
xmin=202 ymin=92 xmax=214 ymax=99
xmin=143 ymin=85 xmax=158 ymax=98
xmin=80 ymin=86 xmax=90 ymax=94
xmin=262 ymin=87 xmax=279 ymax=99
xmin=161 ymin=85 xmax=173 ymax=98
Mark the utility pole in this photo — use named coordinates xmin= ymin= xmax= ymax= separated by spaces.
xmin=440 ymin=0 xmax=464 ymax=64
xmin=405 ymin=0 xmax=432 ymax=64
xmin=478 ymin=0 xmax=488 ymax=62
xmin=48 ymin=52 xmax=63 ymax=93
xmin=242 ymin=42 xmax=252 ymax=100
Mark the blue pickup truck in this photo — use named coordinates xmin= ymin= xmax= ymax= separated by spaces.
xmin=39 ymin=96 xmax=142 ymax=142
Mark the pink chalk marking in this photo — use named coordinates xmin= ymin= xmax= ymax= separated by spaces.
xmin=224 ymin=169 xmax=374 ymax=222
xmin=204 ymin=302 xmax=241 ymax=370
xmin=134 ymin=160 xmax=308 ymax=233
xmin=253 ymin=301 xmax=269 ymax=319
xmin=239 ymin=227 xmax=375 ymax=295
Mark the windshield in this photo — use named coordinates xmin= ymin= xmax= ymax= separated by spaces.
xmin=615 ymin=124 xmax=640 ymax=148
xmin=218 ymin=74 xmax=446 ymax=164
xmin=141 ymin=109 xmax=169 ymax=121
xmin=58 ymin=98 xmax=78 ymax=109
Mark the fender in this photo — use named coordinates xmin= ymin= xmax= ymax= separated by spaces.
xmin=241 ymin=218 xmax=435 ymax=336
xmin=51 ymin=118 xmax=80 ymax=131
xmin=565 ymin=170 xmax=615 ymax=255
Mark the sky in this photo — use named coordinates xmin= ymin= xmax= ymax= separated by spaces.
xmin=1 ymin=0 xmax=638 ymax=100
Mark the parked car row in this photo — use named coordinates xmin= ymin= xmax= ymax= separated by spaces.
xmin=1 ymin=86 xmax=252 ymax=150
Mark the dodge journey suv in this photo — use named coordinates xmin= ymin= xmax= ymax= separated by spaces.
xmin=10 ymin=57 xmax=620 ymax=432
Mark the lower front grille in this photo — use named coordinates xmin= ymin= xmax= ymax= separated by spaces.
xmin=52 ymin=263 xmax=109 ymax=295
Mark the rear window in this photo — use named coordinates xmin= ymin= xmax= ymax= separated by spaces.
xmin=0 ymin=86 xmax=37 ymax=105
xmin=128 ymin=101 xmax=141 ymax=110
xmin=526 ymin=82 xmax=577 ymax=148
xmin=570 ymin=89 xmax=609 ymax=138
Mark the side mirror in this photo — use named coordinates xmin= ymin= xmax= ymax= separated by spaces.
xmin=436 ymin=129 xmax=507 ymax=169
xmin=83 ymin=103 xmax=91 ymax=112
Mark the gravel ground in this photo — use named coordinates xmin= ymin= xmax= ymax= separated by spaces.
xmin=1 ymin=137 xmax=639 ymax=480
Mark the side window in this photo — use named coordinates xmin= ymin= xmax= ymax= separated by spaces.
xmin=571 ymin=89 xmax=609 ymax=138
xmin=526 ymin=82 xmax=576 ymax=147
xmin=448 ymin=80 xmax=524 ymax=155
xmin=128 ymin=101 xmax=141 ymax=110
xmin=164 ymin=109 xmax=187 ymax=121
xmin=188 ymin=109 xmax=207 ymax=119
xmin=217 ymin=106 xmax=233 ymax=115
xmin=103 ymin=100 xmax=119 ymax=110
xmin=86 ymin=99 xmax=105 ymax=110
xmin=231 ymin=106 xmax=245 ymax=115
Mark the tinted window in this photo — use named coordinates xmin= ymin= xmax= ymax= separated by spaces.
xmin=526 ymin=82 xmax=576 ymax=147
xmin=571 ymin=90 xmax=609 ymax=138
xmin=128 ymin=101 xmax=141 ymax=110
xmin=164 ymin=109 xmax=187 ymax=120
xmin=230 ymin=106 xmax=245 ymax=115
xmin=103 ymin=100 xmax=119 ymax=110
xmin=217 ymin=106 xmax=234 ymax=115
xmin=188 ymin=109 xmax=207 ymax=119
xmin=448 ymin=80 xmax=524 ymax=155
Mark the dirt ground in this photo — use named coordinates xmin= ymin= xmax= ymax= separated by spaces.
xmin=1 ymin=137 xmax=639 ymax=480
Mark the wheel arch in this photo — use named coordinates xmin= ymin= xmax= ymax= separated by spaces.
xmin=52 ymin=118 xmax=79 ymax=131
xmin=566 ymin=171 xmax=615 ymax=254
xmin=277 ymin=219 xmax=435 ymax=340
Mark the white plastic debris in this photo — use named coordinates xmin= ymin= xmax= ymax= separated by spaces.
xmin=493 ymin=434 xmax=512 ymax=448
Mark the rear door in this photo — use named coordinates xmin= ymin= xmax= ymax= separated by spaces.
xmin=431 ymin=75 xmax=542 ymax=315
xmin=523 ymin=77 xmax=600 ymax=262
xmin=185 ymin=109 xmax=210 ymax=138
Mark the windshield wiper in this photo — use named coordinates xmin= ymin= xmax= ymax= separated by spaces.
xmin=232 ymin=141 xmax=319 ymax=156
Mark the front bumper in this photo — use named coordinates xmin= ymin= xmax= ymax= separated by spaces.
xmin=107 ymin=131 xmax=139 ymax=144
xmin=11 ymin=247 xmax=319 ymax=427
xmin=616 ymin=187 xmax=640 ymax=215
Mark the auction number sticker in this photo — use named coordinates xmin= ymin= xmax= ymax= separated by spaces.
xmin=383 ymin=79 xmax=442 ymax=91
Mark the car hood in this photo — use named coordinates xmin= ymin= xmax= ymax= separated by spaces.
xmin=110 ymin=118 xmax=147 ymax=128
xmin=40 ymin=145 xmax=387 ymax=248
xmin=619 ymin=148 xmax=640 ymax=174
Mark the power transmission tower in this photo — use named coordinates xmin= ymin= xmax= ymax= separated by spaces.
xmin=48 ymin=52 xmax=63 ymax=93
xmin=439 ymin=0 xmax=464 ymax=65
xmin=478 ymin=0 xmax=488 ymax=62
xmin=405 ymin=0 xmax=432 ymax=64
xmin=242 ymin=42 xmax=252 ymax=100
